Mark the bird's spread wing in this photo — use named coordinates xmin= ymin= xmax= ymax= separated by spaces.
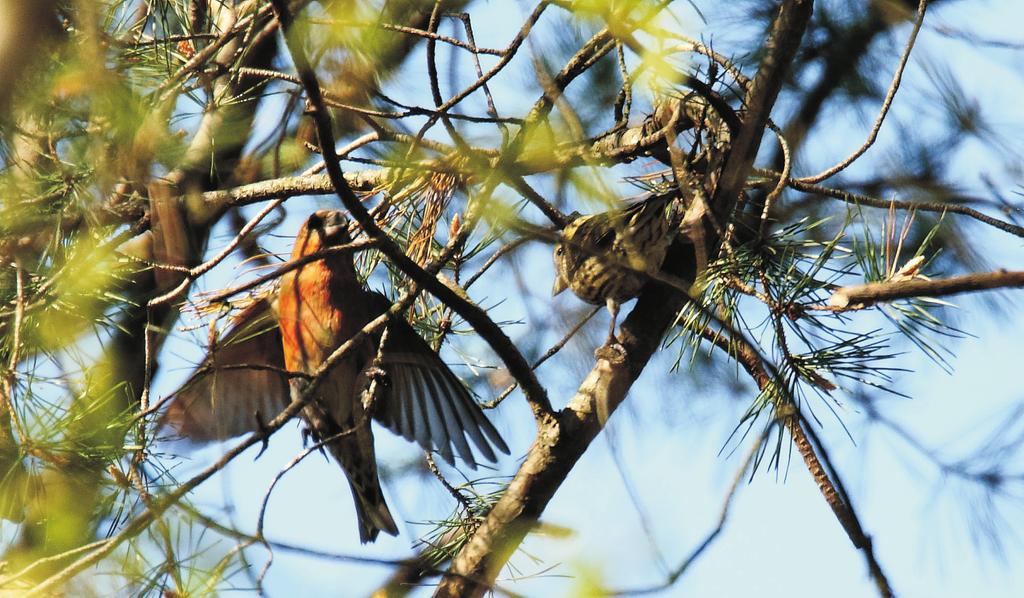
xmin=365 ymin=294 xmax=509 ymax=468
xmin=161 ymin=298 xmax=291 ymax=441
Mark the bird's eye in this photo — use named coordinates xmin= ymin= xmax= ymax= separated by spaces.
xmin=554 ymin=246 xmax=564 ymax=256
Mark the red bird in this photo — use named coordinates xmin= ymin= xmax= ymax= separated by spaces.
xmin=164 ymin=210 xmax=509 ymax=543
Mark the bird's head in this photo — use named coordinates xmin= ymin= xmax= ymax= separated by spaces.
xmin=290 ymin=209 xmax=355 ymax=261
xmin=305 ymin=209 xmax=351 ymax=246
xmin=551 ymin=216 xmax=586 ymax=296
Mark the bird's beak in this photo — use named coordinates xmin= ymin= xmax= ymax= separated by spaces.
xmin=316 ymin=210 xmax=350 ymax=244
xmin=551 ymin=276 xmax=568 ymax=296
xmin=321 ymin=220 xmax=347 ymax=241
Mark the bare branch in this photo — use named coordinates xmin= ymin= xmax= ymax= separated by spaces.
xmin=761 ymin=170 xmax=1024 ymax=239
xmin=700 ymin=328 xmax=894 ymax=598
xmin=610 ymin=429 xmax=766 ymax=596
xmin=830 ymin=270 xmax=1024 ymax=309
xmin=798 ymin=0 xmax=928 ymax=184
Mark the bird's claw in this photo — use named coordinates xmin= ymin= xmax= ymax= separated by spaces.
xmin=362 ymin=367 xmax=390 ymax=411
xmin=253 ymin=410 xmax=270 ymax=461
xmin=595 ymin=341 xmax=627 ymax=364
xmin=300 ymin=426 xmax=330 ymax=459
xmin=365 ymin=365 xmax=389 ymax=385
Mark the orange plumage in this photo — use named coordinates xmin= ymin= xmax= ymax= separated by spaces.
xmin=278 ymin=210 xmax=396 ymax=542
xmin=164 ymin=210 xmax=509 ymax=543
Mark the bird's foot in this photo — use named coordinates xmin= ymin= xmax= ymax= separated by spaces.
xmin=364 ymin=366 xmax=391 ymax=397
xmin=595 ymin=340 xmax=627 ymax=364
xmin=365 ymin=365 xmax=388 ymax=384
xmin=361 ymin=366 xmax=390 ymax=411
xmin=597 ymin=303 xmax=626 ymax=363
xmin=253 ymin=410 xmax=271 ymax=460
xmin=300 ymin=426 xmax=330 ymax=459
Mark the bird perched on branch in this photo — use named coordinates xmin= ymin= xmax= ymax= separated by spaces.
xmin=163 ymin=210 xmax=509 ymax=543
xmin=552 ymin=192 xmax=678 ymax=351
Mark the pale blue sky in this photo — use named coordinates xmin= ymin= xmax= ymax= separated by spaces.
xmin=153 ymin=1 xmax=1024 ymax=596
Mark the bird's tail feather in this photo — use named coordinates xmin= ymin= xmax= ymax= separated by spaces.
xmin=320 ymin=437 xmax=399 ymax=543
xmin=349 ymin=480 xmax=399 ymax=544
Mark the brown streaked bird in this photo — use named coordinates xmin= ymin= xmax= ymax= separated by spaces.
xmin=552 ymin=192 xmax=677 ymax=347
xmin=163 ymin=210 xmax=509 ymax=543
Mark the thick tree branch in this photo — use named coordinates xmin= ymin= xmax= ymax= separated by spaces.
xmin=711 ymin=0 xmax=814 ymax=225
xmin=434 ymin=240 xmax=697 ymax=597
xmin=434 ymin=2 xmax=816 ymax=596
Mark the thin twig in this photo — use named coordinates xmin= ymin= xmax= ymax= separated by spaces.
xmin=758 ymin=121 xmax=792 ymax=239
xmin=406 ymin=1 xmax=551 ymax=156
xmin=760 ymin=170 xmax=1024 ymax=238
xmin=255 ymin=420 xmax=371 ymax=539
xmin=798 ymin=0 xmax=928 ymax=184
xmin=148 ymin=197 xmax=287 ymax=308
xmin=452 ymin=12 xmax=503 ymax=124
xmin=482 ymin=307 xmax=600 ymax=409
xmin=1 ymin=261 xmax=28 ymax=443
xmin=463 ymin=236 xmax=535 ymax=290
xmin=610 ymin=428 xmax=766 ymax=595
xmin=381 ymin=21 xmax=505 ymax=56
xmin=196 ymin=239 xmax=376 ymax=305
xmin=699 ymin=327 xmax=894 ymax=597
xmin=796 ymin=422 xmax=893 ymax=597
xmin=0 ymin=539 xmax=110 ymax=587
xmin=237 ymin=67 xmax=519 ymax=124
xmin=303 ymin=18 xmax=506 ymax=55
xmin=425 ymin=453 xmax=475 ymax=514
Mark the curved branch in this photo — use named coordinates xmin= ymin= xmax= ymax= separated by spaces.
xmin=797 ymin=0 xmax=928 ymax=184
